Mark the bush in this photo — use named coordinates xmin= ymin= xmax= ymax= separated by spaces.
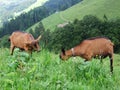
xmin=0 ymin=34 xmax=10 ymax=48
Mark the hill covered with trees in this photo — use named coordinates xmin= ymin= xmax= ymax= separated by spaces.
xmin=0 ymin=0 xmax=82 ymax=38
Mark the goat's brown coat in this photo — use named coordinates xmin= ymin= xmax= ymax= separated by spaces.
xmin=9 ymin=31 xmax=41 ymax=55
xmin=60 ymin=37 xmax=114 ymax=73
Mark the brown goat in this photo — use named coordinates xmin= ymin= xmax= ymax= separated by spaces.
xmin=9 ymin=31 xmax=42 ymax=55
xmin=60 ymin=37 xmax=114 ymax=73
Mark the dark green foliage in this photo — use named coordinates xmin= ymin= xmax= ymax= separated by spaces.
xmin=32 ymin=22 xmax=45 ymax=39
xmin=28 ymin=22 xmax=45 ymax=46
xmin=0 ymin=35 xmax=10 ymax=48
xmin=28 ymin=22 xmax=49 ymax=48
xmin=44 ymin=0 xmax=82 ymax=13
xmin=41 ymin=29 xmax=51 ymax=48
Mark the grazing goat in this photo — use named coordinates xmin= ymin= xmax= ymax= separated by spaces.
xmin=60 ymin=37 xmax=114 ymax=73
xmin=9 ymin=31 xmax=41 ymax=55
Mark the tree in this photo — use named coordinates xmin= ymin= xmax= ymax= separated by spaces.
xmin=33 ymin=22 xmax=45 ymax=38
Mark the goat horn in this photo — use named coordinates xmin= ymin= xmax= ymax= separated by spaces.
xmin=37 ymin=35 xmax=42 ymax=41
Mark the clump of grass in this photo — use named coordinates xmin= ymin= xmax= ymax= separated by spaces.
xmin=72 ymin=59 xmax=114 ymax=89
xmin=7 ymin=48 xmax=30 ymax=71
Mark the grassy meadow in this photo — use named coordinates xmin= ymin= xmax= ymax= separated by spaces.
xmin=0 ymin=48 xmax=120 ymax=90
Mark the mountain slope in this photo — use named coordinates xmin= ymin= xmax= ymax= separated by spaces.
xmin=14 ymin=0 xmax=48 ymax=16
xmin=0 ymin=0 xmax=36 ymax=26
xmin=0 ymin=0 xmax=47 ymax=27
xmin=41 ymin=0 xmax=120 ymax=31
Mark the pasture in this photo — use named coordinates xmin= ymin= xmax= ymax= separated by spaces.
xmin=0 ymin=48 xmax=120 ymax=90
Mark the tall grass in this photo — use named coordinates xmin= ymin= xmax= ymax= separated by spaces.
xmin=0 ymin=48 xmax=120 ymax=90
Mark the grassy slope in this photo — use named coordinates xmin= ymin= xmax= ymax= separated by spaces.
xmin=0 ymin=48 xmax=120 ymax=89
xmin=40 ymin=0 xmax=120 ymax=31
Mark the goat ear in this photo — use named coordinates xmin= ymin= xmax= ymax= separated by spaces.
xmin=61 ymin=48 xmax=65 ymax=55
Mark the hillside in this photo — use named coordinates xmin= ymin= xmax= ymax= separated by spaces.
xmin=0 ymin=0 xmax=82 ymax=38
xmin=14 ymin=0 xmax=48 ymax=16
xmin=0 ymin=0 xmax=47 ymax=27
xmin=40 ymin=0 xmax=120 ymax=31
xmin=0 ymin=0 xmax=36 ymax=26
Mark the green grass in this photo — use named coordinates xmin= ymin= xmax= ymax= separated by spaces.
xmin=0 ymin=48 xmax=120 ymax=90
xmin=40 ymin=0 xmax=120 ymax=31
